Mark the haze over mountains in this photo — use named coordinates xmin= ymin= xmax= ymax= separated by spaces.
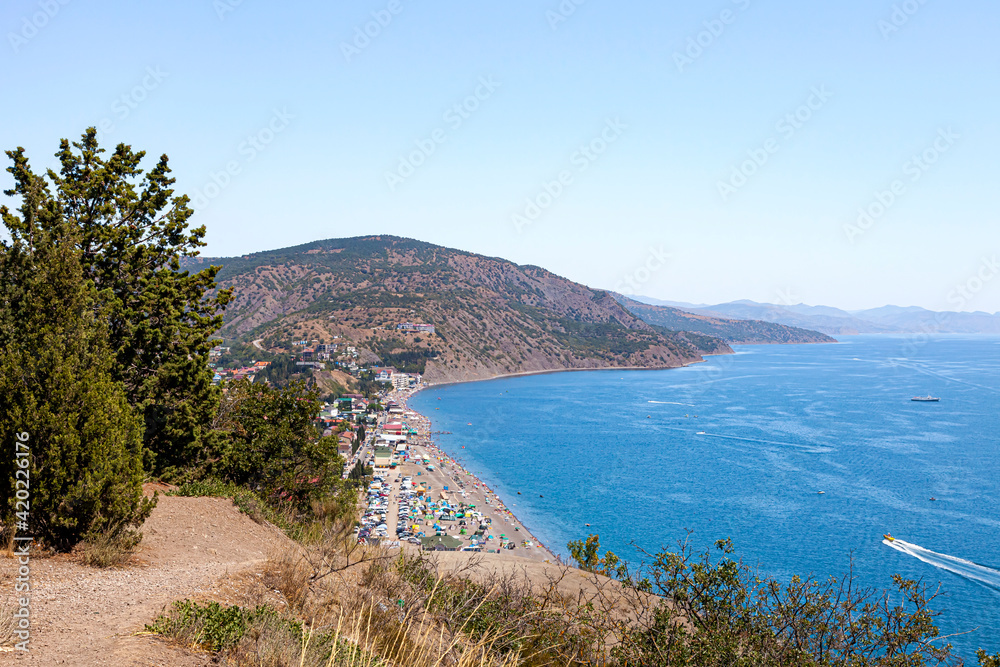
xmin=628 ymin=297 xmax=1000 ymax=335
xmin=614 ymin=296 xmax=835 ymax=344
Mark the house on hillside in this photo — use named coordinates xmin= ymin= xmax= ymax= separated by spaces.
xmin=337 ymin=440 xmax=352 ymax=458
xmin=375 ymin=367 xmax=397 ymax=384
xmin=397 ymin=322 xmax=435 ymax=334
xmin=391 ymin=372 xmax=409 ymax=390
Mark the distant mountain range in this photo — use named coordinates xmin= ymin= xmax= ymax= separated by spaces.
xmin=626 ymin=297 xmax=1000 ymax=335
xmin=614 ymin=296 xmax=836 ymax=344
xmin=181 ymin=236 xmax=833 ymax=384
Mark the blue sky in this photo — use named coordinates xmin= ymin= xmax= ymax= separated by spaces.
xmin=2 ymin=0 xmax=998 ymax=311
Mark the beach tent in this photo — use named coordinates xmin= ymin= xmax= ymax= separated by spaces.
xmin=420 ymin=535 xmax=463 ymax=551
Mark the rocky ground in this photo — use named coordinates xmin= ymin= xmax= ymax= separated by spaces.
xmin=0 ymin=494 xmax=292 ymax=666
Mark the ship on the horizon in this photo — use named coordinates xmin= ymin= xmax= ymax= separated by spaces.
xmin=911 ymin=395 xmax=940 ymax=402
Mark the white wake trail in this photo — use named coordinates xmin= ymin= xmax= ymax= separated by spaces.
xmin=694 ymin=431 xmax=831 ymax=453
xmin=883 ymin=539 xmax=1000 ymax=592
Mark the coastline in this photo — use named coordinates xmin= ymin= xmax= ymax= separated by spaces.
xmin=421 ymin=358 xmax=712 ymax=390
xmin=398 ymin=342 xmax=831 ymax=560
xmin=394 ymin=385 xmax=561 ymax=563
xmin=403 ymin=356 xmax=732 ymax=560
xmin=420 ymin=338 xmax=838 ymax=389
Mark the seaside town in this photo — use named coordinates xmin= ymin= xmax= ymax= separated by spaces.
xmin=207 ymin=322 xmax=555 ymax=561
xmin=7 ymin=6 xmax=1000 ymax=661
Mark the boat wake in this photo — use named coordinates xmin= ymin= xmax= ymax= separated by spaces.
xmin=883 ymin=538 xmax=1000 ymax=592
xmin=694 ymin=431 xmax=831 ymax=454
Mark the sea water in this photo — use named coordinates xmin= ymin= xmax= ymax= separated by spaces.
xmin=410 ymin=335 xmax=1000 ymax=659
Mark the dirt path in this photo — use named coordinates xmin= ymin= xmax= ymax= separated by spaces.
xmin=1 ymin=496 xmax=292 ymax=666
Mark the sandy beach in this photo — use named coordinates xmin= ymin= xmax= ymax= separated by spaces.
xmin=377 ymin=386 xmax=560 ymax=564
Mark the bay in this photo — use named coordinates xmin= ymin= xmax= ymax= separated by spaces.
xmin=410 ymin=335 xmax=1000 ymax=658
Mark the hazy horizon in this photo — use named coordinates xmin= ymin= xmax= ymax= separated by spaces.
xmin=3 ymin=0 xmax=998 ymax=312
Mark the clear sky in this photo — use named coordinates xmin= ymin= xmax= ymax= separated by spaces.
xmin=2 ymin=0 xmax=998 ymax=312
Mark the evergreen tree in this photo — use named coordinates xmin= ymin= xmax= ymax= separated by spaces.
xmin=3 ymin=131 xmax=231 ymax=475
xmin=210 ymin=379 xmax=343 ymax=509
xmin=0 ymin=173 xmax=153 ymax=550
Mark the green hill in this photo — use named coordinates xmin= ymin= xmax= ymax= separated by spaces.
xmin=184 ymin=236 xmax=733 ymax=384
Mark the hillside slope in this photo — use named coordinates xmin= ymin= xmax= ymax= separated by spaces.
xmin=185 ymin=236 xmax=733 ymax=384
xmin=617 ymin=296 xmax=837 ymax=344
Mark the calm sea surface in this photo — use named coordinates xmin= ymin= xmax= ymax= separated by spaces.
xmin=411 ymin=335 xmax=1000 ymax=658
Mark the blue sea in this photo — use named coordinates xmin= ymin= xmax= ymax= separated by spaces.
xmin=411 ymin=335 xmax=1000 ymax=659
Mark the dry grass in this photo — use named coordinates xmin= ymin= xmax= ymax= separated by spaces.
xmin=225 ymin=599 xmax=525 ymax=667
xmin=0 ymin=601 xmax=18 ymax=648
xmin=1 ymin=529 xmax=14 ymax=559
xmin=264 ymin=548 xmax=312 ymax=613
xmin=79 ymin=526 xmax=142 ymax=568
xmin=149 ymin=490 xmax=625 ymax=665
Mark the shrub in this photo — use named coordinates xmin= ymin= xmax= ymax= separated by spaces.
xmin=209 ymin=380 xmax=344 ymax=509
xmin=79 ymin=522 xmax=143 ymax=568
xmin=0 ymin=206 xmax=153 ymax=551
xmin=147 ymin=600 xmax=379 ymax=666
xmin=147 ymin=600 xmax=281 ymax=652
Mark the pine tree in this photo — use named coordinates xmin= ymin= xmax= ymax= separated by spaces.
xmin=3 ymin=131 xmax=231 ymax=475
xmin=0 ymin=172 xmax=153 ymax=550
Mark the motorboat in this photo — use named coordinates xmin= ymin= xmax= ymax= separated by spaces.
xmin=883 ymin=533 xmax=895 ymax=542
xmin=911 ymin=395 xmax=940 ymax=402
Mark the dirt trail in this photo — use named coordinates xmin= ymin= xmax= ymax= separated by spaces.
xmin=1 ymin=495 xmax=292 ymax=666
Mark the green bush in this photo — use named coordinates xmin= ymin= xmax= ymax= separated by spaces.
xmin=573 ymin=534 xmax=970 ymax=667
xmin=146 ymin=600 xmax=284 ymax=652
xmin=209 ymin=379 xmax=344 ymax=510
xmin=0 ymin=196 xmax=153 ymax=551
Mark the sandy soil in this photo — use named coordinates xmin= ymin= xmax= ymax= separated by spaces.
xmin=0 ymin=495 xmax=293 ymax=666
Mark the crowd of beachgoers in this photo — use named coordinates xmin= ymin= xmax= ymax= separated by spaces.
xmin=360 ymin=385 xmax=557 ymax=562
